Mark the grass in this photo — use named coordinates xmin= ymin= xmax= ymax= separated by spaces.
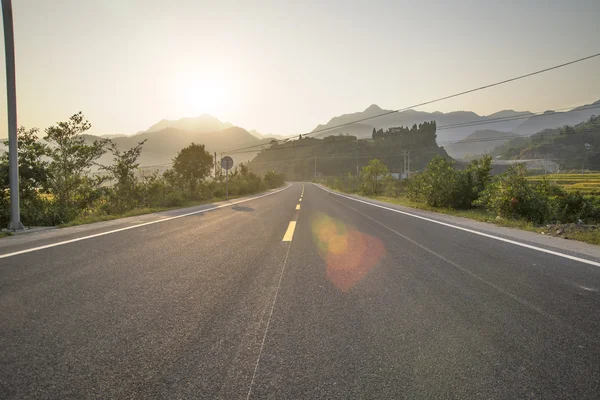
xmin=322 ymin=185 xmax=600 ymax=246
xmin=369 ymin=195 xmax=542 ymax=233
xmin=0 ymin=231 xmax=13 ymax=239
xmin=57 ymin=193 xmax=260 ymax=228
xmin=564 ymin=230 xmax=600 ymax=245
xmin=369 ymin=194 xmax=600 ymax=245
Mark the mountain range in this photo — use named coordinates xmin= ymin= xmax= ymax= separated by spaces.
xmin=3 ymin=100 xmax=599 ymax=166
xmin=86 ymin=115 xmax=271 ymax=168
xmin=310 ymin=101 xmax=600 ymax=158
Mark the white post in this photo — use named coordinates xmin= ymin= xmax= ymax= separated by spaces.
xmin=2 ymin=0 xmax=24 ymax=230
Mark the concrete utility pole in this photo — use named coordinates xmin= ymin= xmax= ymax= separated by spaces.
xmin=356 ymin=149 xmax=359 ymax=176
xmin=214 ymin=152 xmax=217 ymax=177
xmin=2 ymin=0 xmax=24 ymax=231
xmin=314 ymin=156 xmax=317 ymax=178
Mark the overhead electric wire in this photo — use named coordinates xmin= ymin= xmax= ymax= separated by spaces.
xmin=226 ymin=119 xmax=600 ymax=158
xmin=224 ymin=52 xmax=600 ymax=154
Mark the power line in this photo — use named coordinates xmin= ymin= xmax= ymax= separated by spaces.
xmin=229 ymin=122 xmax=600 ymax=157
xmin=436 ymin=103 xmax=600 ymax=131
xmin=224 ymin=52 xmax=600 ymax=154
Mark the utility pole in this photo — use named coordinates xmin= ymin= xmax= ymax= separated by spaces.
xmin=407 ymin=150 xmax=411 ymax=178
xmin=2 ymin=0 xmax=23 ymax=231
xmin=314 ymin=156 xmax=317 ymax=178
xmin=214 ymin=152 xmax=217 ymax=177
xmin=356 ymin=149 xmax=359 ymax=176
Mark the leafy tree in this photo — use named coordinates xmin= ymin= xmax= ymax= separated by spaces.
xmin=171 ymin=143 xmax=213 ymax=195
xmin=101 ymin=140 xmax=147 ymax=212
xmin=360 ymin=158 xmax=389 ymax=195
xmin=0 ymin=127 xmax=51 ymax=226
xmin=1 ymin=127 xmax=49 ymax=196
xmin=407 ymin=156 xmax=457 ymax=206
xmin=44 ymin=112 xmax=108 ymax=221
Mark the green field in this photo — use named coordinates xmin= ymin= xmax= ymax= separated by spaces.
xmin=526 ymin=173 xmax=600 ymax=194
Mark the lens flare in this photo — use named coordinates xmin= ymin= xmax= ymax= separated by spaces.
xmin=311 ymin=213 xmax=385 ymax=292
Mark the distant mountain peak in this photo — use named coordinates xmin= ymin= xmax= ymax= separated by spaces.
xmin=365 ymin=104 xmax=383 ymax=112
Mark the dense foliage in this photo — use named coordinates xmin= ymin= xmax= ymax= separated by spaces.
xmin=320 ymin=155 xmax=600 ymax=225
xmin=0 ymin=113 xmax=285 ymax=228
xmin=248 ymin=121 xmax=447 ymax=181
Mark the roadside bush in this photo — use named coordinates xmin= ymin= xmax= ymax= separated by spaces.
xmin=264 ymin=171 xmax=285 ymax=188
xmin=552 ymin=191 xmax=600 ymax=223
xmin=476 ymin=164 xmax=550 ymax=223
xmin=408 ymin=156 xmax=492 ymax=209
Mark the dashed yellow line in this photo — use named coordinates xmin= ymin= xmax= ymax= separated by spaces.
xmin=296 ymin=204 xmax=301 ymax=210
xmin=282 ymin=221 xmax=297 ymax=241
xmin=299 ymin=198 xmax=302 ymax=202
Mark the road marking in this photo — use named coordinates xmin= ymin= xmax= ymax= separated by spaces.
xmin=246 ymin=241 xmax=292 ymax=399
xmin=0 ymin=184 xmax=292 ymax=259
xmin=316 ymin=184 xmax=600 ymax=268
xmin=282 ymin=221 xmax=296 ymax=242
xmin=296 ymin=204 xmax=301 ymax=210
xmin=299 ymin=198 xmax=302 ymax=202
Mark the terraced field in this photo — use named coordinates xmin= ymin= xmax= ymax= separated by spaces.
xmin=526 ymin=173 xmax=600 ymax=194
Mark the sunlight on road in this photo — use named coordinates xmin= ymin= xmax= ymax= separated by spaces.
xmin=311 ymin=213 xmax=385 ymax=292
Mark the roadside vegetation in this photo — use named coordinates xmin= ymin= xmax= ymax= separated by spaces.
xmin=318 ymin=156 xmax=600 ymax=245
xmin=0 ymin=113 xmax=285 ymax=228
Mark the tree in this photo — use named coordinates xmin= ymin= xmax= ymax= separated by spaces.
xmin=360 ymin=159 xmax=389 ymax=195
xmin=372 ymin=128 xmax=376 ymax=140
xmin=44 ymin=112 xmax=108 ymax=221
xmin=101 ymin=140 xmax=147 ymax=212
xmin=0 ymin=127 xmax=51 ymax=226
xmin=171 ymin=143 xmax=213 ymax=194
xmin=1 ymin=127 xmax=49 ymax=196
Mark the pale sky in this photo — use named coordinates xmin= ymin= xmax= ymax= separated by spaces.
xmin=1 ymin=0 xmax=599 ymax=137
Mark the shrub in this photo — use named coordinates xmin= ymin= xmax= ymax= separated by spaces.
xmin=408 ymin=156 xmax=492 ymax=209
xmin=264 ymin=171 xmax=285 ymax=188
xmin=476 ymin=164 xmax=550 ymax=223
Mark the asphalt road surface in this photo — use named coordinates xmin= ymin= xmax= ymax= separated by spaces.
xmin=1 ymin=182 xmax=600 ymax=399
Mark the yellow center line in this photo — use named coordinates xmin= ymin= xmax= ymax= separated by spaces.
xmin=282 ymin=221 xmax=296 ymax=241
xmin=299 ymin=198 xmax=302 ymax=202
xmin=296 ymin=204 xmax=300 ymax=210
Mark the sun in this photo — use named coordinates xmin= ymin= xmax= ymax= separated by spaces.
xmin=177 ymin=76 xmax=229 ymax=116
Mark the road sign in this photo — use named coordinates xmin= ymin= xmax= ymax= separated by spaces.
xmin=221 ymin=156 xmax=233 ymax=170
xmin=221 ymin=156 xmax=234 ymax=200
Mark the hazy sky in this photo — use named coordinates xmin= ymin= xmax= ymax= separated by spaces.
xmin=0 ymin=0 xmax=599 ymax=137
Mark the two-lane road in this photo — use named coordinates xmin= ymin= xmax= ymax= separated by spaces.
xmin=1 ymin=183 xmax=599 ymax=398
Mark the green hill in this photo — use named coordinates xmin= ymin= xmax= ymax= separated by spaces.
xmin=492 ymin=115 xmax=600 ymax=169
xmin=249 ymin=121 xmax=447 ymax=180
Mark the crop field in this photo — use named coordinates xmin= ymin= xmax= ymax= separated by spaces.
xmin=526 ymin=173 xmax=600 ymax=194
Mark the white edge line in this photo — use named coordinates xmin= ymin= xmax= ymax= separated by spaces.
xmin=0 ymin=184 xmax=292 ymax=259
xmin=315 ymin=184 xmax=600 ymax=268
xmin=246 ymin=241 xmax=292 ymax=400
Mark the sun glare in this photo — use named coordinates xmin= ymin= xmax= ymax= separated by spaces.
xmin=177 ymin=76 xmax=229 ymax=116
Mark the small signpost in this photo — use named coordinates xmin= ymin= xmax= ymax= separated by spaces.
xmin=221 ymin=156 xmax=234 ymax=200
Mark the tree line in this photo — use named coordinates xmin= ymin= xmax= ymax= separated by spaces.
xmin=0 ymin=113 xmax=285 ymax=227
xmin=249 ymin=121 xmax=446 ymax=180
